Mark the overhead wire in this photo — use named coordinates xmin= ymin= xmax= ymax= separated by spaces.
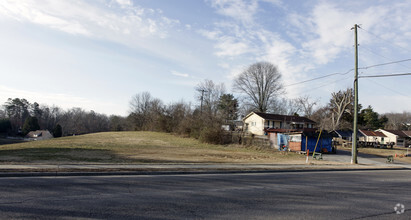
xmin=365 ymin=78 xmax=411 ymax=100
xmin=359 ymin=27 xmax=411 ymax=54
xmin=360 ymin=46 xmax=411 ymax=70
xmin=359 ymin=72 xmax=411 ymax=78
xmin=283 ymin=57 xmax=411 ymax=88
xmin=279 ymin=26 xmax=411 ymax=89
xmin=359 ymin=58 xmax=411 ymax=70
xmin=283 ymin=69 xmax=354 ymax=87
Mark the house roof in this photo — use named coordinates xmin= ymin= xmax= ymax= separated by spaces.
xmin=401 ymin=130 xmax=411 ymax=137
xmin=26 ymin=130 xmax=52 ymax=138
xmin=380 ymin=129 xmax=408 ymax=138
xmin=359 ymin=130 xmax=386 ymax=137
xmin=331 ymin=130 xmax=353 ymax=138
xmin=245 ymin=112 xmax=316 ymax=124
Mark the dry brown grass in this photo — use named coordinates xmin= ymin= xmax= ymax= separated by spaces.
xmin=0 ymin=131 xmax=312 ymax=164
xmin=340 ymin=145 xmax=411 ymax=163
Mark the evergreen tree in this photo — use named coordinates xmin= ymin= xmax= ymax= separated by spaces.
xmin=22 ymin=116 xmax=40 ymax=135
xmin=0 ymin=119 xmax=12 ymax=133
xmin=53 ymin=124 xmax=62 ymax=138
xmin=358 ymin=105 xmax=386 ymax=130
xmin=218 ymin=94 xmax=239 ymax=122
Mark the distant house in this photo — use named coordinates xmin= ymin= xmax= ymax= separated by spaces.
xmin=243 ymin=112 xmax=316 ymax=136
xmin=25 ymin=130 xmax=53 ymax=141
xmin=358 ymin=130 xmax=389 ymax=147
xmin=402 ymin=131 xmax=411 ymax=147
xmin=330 ymin=130 xmax=353 ymax=141
xmin=376 ymin=129 xmax=408 ymax=147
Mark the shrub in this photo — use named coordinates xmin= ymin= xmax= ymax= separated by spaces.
xmin=199 ymin=125 xmax=224 ymax=145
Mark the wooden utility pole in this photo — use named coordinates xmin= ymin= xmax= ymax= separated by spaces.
xmin=200 ymin=89 xmax=206 ymax=114
xmin=352 ymin=24 xmax=359 ymax=164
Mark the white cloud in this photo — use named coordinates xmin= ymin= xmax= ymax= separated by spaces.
xmin=0 ymin=0 xmax=179 ymax=39
xmin=215 ymin=37 xmax=250 ymax=57
xmin=289 ymin=2 xmax=397 ymax=65
xmin=115 ymin=0 xmax=133 ymax=8
xmin=171 ymin=70 xmax=189 ymax=78
xmin=209 ymin=0 xmax=258 ymax=24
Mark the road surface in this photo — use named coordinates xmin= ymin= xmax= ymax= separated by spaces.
xmin=0 ymin=170 xmax=410 ymax=219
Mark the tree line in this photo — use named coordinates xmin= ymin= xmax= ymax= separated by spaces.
xmin=1 ymin=61 xmax=409 ymax=142
xmin=0 ymin=98 xmax=122 ymax=137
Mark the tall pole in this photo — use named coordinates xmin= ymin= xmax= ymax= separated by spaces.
xmin=352 ymin=24 xmax=359 ymax=164
xmin=200 ymin=89 xmax=206 ymax=114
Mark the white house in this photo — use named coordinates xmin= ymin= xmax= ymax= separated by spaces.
xmin=376 ymin=129 xmax=408 ymax=147
xmin=243 ymin=112 xmax=316 ymax=136
xmin=358 ymin=129 xmax=389 ymax=146
xmin=25 ymin=130 xmax=53 ymax=141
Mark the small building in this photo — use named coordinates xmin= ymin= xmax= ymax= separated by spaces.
xmin=376 ymin=129 xmax=408 ymax=147
xmin=330 ymin=129 xmax=353 ymax=147
xmin=288 ymin=129 xmax=334 ymax=153
xmin=25 ymin=130 xmax=53 ymax=141
xmin=265 ymin=128 xmax=333 ymax=153
xmin=330 ymin=130 xmax=353 ymax=141
xmin=243 ymin=112 xmax=316 ymax=136
xmin=402 ymin=131 xmax=411 ymax=147
xmin=358 ymin=130 xmax=389 ymax=147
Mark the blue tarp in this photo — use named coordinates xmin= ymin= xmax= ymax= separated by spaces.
xmin=301 ymin=135 xmax=332 ymax=153
xmin=277 ymin=133 xmax=289 ymax=150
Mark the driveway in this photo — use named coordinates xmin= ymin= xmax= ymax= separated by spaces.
xmin=323 ymin=149 xmax=411 ymax=167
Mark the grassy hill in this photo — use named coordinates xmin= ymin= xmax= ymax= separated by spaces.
xmin=0 ymin=131 xmax=305 ymax=164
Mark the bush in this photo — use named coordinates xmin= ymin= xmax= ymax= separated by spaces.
xmin=199 ymin=126 xmax=224 ymax=145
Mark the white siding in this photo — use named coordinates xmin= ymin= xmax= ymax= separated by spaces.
xmin=244 ymin=114 xmax=265 ymax=136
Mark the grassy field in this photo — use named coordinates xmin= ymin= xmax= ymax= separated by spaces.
xmin=0 ymin=131 xmax=315 ymax=164
xmin=340 ymin=145 xmax=411 ymax=163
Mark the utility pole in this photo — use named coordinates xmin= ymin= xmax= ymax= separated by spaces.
xmin=200 ymin=89 xmax=205 ymax=114
xmin=351 ymin=24 xmax=359 ymax=164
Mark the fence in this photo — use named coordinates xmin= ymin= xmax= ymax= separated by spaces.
xmin=222 ymin=132 xmax=272 ymax=149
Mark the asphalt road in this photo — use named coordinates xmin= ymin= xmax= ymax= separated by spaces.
xmin=0 ymin=170 xmax=410 ymax=219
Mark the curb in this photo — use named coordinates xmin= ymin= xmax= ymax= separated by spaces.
xmin=0 ymin=166 xmax=408 ymax=177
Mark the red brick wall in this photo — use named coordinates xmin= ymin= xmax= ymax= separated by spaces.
xmin=289 ymin=142 xmax=301 ymax=151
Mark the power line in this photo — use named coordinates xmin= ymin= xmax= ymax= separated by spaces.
xmin=284 ymin=68 xmax=354 ymax=87
xmin=359 ymin=27 xmax=411 ymax=53
xmin=366 ymin=78 xmax=411 ymax=100
xmin=359 ymin=72 xmax=411 ymax=78
xmin=360 ymin=46 xmax=411 ymax=70
xmin=359 ymin=58 xmax=411 ymax=70
xmin=282 ymin=57 xmax=411 ymax=88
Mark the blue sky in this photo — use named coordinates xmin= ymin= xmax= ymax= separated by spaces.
xmin=1 ymin=0 xmax=411 ymax=116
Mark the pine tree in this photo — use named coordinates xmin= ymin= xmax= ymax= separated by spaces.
xmin=22 ymin=116 xmax=40 ymax=135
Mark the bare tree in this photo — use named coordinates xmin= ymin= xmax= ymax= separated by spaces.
xmin=233 ymin=62 xmax=284 ymax=113
xmin=329 ymin=88 xmax=353 ymax=130
xmin=195 ymin=79 xmax=225 ymax=116
xmin=129 ymin=92 xmax=166 ymax=131
xmin=310 ymin=106 xmax=332 ymax=130
xmin=272 ymin=98 xmax=302 ymax=115
xmin=296 ymin=95 xmax=317 ymax=118
xmin=383 ymin=111 xmax=411 ymax=130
